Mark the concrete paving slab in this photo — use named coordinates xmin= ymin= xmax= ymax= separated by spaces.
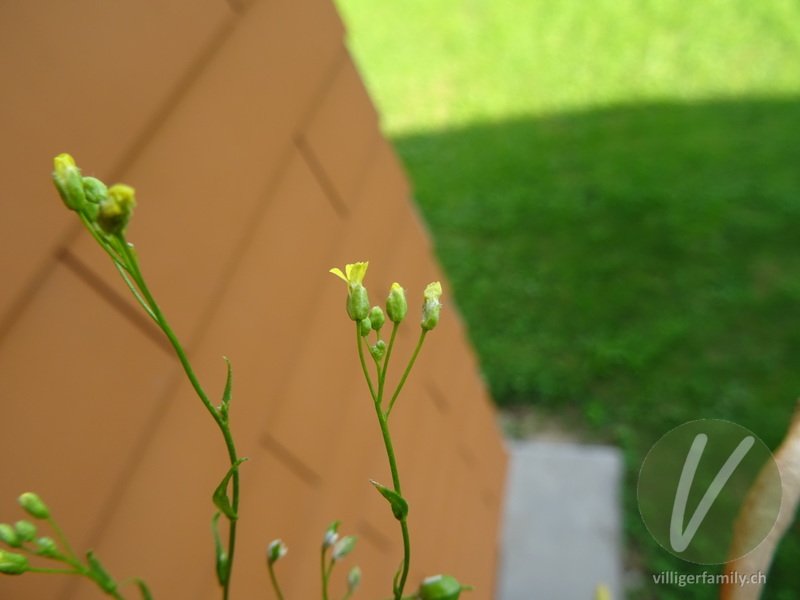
xmin=496 ymin=441 xmax=624 ymax=600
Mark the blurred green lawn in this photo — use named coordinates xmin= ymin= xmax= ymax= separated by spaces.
xmin=335 ymin=1 xmax=800 ymax=598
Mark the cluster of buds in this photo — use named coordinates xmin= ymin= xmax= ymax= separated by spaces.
xmin=329 ymin=262 xmax=443 ymax=335
xmin=0 ymin=493 xmax=57 ymax=575
xmin=52 ymin=153 xmax=136 ymax=236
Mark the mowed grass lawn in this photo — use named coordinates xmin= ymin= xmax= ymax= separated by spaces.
xmin=335 ymin=1 xmax=800 ymax=599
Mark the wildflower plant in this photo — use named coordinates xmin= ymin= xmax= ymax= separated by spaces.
xmin=0 ymin=154 xmax=471 ymax=600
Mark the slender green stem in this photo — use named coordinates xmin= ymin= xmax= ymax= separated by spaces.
xmin=78 ymin=214 xmax=127 ymax=268
xmin=398 ymin=520 xmax=410 ymax=599
xmin=112 ymin=261 xmax=158 ymax=322
xmin=267 ymin=562 xmax=285 ymax=600
xmin=27 ymin=566 xmax=81 ymax=575
xmin=385 ymin=330 xmax=427 ymax=418
xmin=121 ymin=577 xmax=154 ymax=600
xmin=378 ymin=323 xmax=399 ymax=402
xmin=26 ymin=564 xmax=129 ymax=600
xmin=355 ymin=324 xmax=377 ymax=402
xmin=46 ymin=516 xmax=79 ymax=566
xmin=361 ymin=325 xmax=410 ymax=600
xmin=373 ymin=405 xmax=410 ymax=599
xmin=115 ymin=234 xmax=241 ymax=600
xmin=321 ymin=547 xmax=330 ymax=600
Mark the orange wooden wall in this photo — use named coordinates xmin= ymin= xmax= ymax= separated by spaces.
xmin=0 ymin=1 xmax=508 ymax=599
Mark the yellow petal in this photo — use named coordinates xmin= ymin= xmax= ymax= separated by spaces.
xmin=329 ymin=267 xmax=348 ymax=282
xmin=423 ymin=281 xmax=442 ymax=301
xmin=345 ymin=262 xmax=369 ymax=285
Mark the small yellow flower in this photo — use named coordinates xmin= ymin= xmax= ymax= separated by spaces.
xmin=330 ymin=262 xmax=370 ymax=321
xmin=329 ymin=262 xmax=369 ymax=289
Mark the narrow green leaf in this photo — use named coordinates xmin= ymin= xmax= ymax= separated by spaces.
xmin=392 ymin=560 xmax=404 ymax=597
xmin=86 ymin=550 xmax=116 ymax=593
xmin=212 ymin=458 xmax=247 ymax=520
xmin=134 ymin=578 xmax=154 ymax=600
xmin=220 ymin=357 xmax=233 ymax=420
xmin=369 ymin=480 xmax=408 ymax=521
xmin=211 ymin=512 xmax=229 ymax=586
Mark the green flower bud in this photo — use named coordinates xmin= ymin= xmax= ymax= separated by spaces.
xmin=347 ymin=285 xmax=370 ymax=322
xmin=368 ymin=306 xmax=385 ymax=331
xmin=369 ymin=340 xmax=386 ymax=361
xmin=97 ymin=184 xmax=136 ymax=235
xmin=81 ymin=177 xmax=108 ymax=220
xmin=52 ymin=153 xmax=86 ymax=212
xmin=0 ymin=549 xmax=29 ymax=575
xmin=332 ymin=535 xmax=356 ymax=562
xmin=417 ymin=575 xmax=470 ymax=600
xmin=347 ymin=566 xmax=361 ymax=593
xmin=358 ymin=317 xmax=372 ymax=336
xmin=13 ymin=521 xmax=36 ymax=543
xmin=386 ymin=282 xmax=407 ymax=323
xmin=34 ymin=537 xmax=60 ymax=558
xmin=0 ymin=524 xmax=21 ymax=548
xmin=421 ymin=282 xmax=442 ymax=331
xmin=82 ymin=176 xmax=108 ymax=204
xmin=18 ymin=493 xmax=49 ymax=520
xmin=266 ymin=539 xmax=288 ymax=565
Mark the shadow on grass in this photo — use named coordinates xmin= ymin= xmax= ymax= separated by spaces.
xmin=392 ymin=96 xmax=800 ymax=600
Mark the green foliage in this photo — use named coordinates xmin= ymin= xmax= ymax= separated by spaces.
xmin=337 ymin=0 xmax=800 ymax=597
xmin=396 ymin=96 xmax=800 ymax=600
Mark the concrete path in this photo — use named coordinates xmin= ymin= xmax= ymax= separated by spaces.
xmin=495 ymin=441 xmax=624 ymax=600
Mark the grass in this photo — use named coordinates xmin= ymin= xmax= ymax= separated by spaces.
xmin=335 ymin=1 xmax=800 ymax=598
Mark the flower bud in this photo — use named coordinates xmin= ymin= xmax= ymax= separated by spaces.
xmin=0 ymin=524 xmax=21 ymax=548
xmin=358 ymin=317 xmax=372 ymax=336
xmin=81 ymin=176 xmax=108 ymax=221
xmin=347 ymin=285 xmax=370 ymax=322
xmin=347 ymin=566 xmax=361 ymax=593
xmin=267 ymin=539 xmax=288 ymax=565
xmin=369 ymin=340 xmax=386 ymax=361
xmin=52 ymin=153 xmax=86 ymax=212
xmin=82 ymin=176 xmax=108 ymax=204
xmin=13 ymin=521 xmax=36 ymax=543
xmin=97 ymin=184 xmax=136 ymax=235
xmin=332 ymin=535 xmax=356 ymax=562
xmin=18 ymin=493 xmax=49 ymax=520
xmin=386 ymin=283 xmax=407 ymax=323
xmin=368 ymin=306 xmax=385 ymax=331
xmin=417 ymin=574 xmax=469 ymax=600
xmin=322 ymin=521 xmax=341 ymax=549
xmin=34 ymin=537 xmax=60 ymax=558
xmin=421 ymin=282 xmax=442 ymax=331
xmin=0 ymin=549 xmax=29 ymax=575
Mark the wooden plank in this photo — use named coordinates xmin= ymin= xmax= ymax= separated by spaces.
xmin=0 ymin=263 xmax=178 ymax=600
xmin=68 ymin=0 xmax=346 ymax=348
xmin=300 ymin=52 xmax=381 ymax=212
xmin=0 ymin=0 xmax=235 ymax=335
